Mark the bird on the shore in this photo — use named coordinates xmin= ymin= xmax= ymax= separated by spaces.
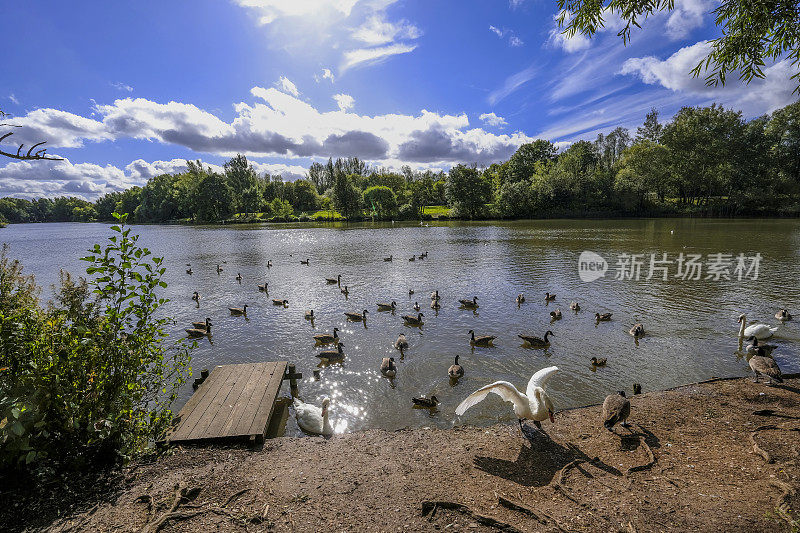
xmin=550 ymin=309 xmax=562 ymax=320
xmin=455 ymin=366 xmax=559 ymax=432
xmin=314 ymin=327 xmax=339 ymax=345
xmin=293 ymin=397 xmax=333 ymax=436
xmin=394 ymin=333 xmax=409 ymax=352
xmin=430 ymin=290 xmax=440 ymax=301
xmin=192 ymin=317 xmax=212 ymax=330
xmin=602 ymin=391 xmax=631 ymax=431
xmin=749 ymin=354 xmax=783 ymax=385
xmin=272 ymin=299 xmax=288 ymax=306
xmin=326 ymin=274 xmax=342 ymax=285
xmin=384 ymin=255 xmax=393 ymax=262
xmin=258 ymin=282 xmax=268 ymax=292
xmin=377 ymin=301 xmax=397 ymax=311
xmin=305 ymin=309 xmax=315 ymax=320
xmin=545 ymin=292 xmax=556 ymax=301
xmin=345 ymin=309 xmax=368 ymax=321
xmin=381 ymin=357 xmax=397 ymax=378
xmin=738 ymin=314 xmax=778 ymax=340
xmin=745 ymin=335 xmax=777 ymax=356
xmin=216 ymin=264 xmax=223 ymax=274
xmin=448 ymin=355 xmax=464 ymax=380
xmin=413 ymin=302 xmax=420 ymax=312
xmin=629 ymin=324 xmax=645 ymax=338
xmin=776 ymin=309 xmax=792 ymax=321
xmin=402 ymin=313 xmax=424 ymax=326
xmin=570 ymin=301 xmax=580 ymax=311
xmin=516 ymin=293 xmax=525 ymax=306
xmin=300 ymin=259 xmax=310 ymax=265
xmin=595 ymin=312 xmax=613 ymax=322
xmin=591 ymin=357 xmax=607 ymax=367
xmin=236 ymin=273 xmax=242 ymax=283
xmin=469 ymin=330 xmax=496 ymax=347
xmin=192 ymin=291 xmax=200 ymax=302
xmin=412 ymin=395 xmax=438 ymax=408
xmin=459 ymin=296 xmax=479 ymax=309
xmin=518 ymin=330 xmax=553 ymax=348
xmin=185 ymin=323 xmax=211 ymax=337
xmin=633 ymin=383 xmax=642 ymax=395
xmin=229 ymin=305 xmax=248 ymax=316
xmin=317 ymin=343 xmax=345 ymax=362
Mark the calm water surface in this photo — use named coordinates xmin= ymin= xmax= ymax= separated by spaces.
xmin=4 ymin=219 xmax=800 ymax=436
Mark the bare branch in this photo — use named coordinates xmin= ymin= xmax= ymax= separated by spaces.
xmin=0 ymin=131 xmax=63 ymax=161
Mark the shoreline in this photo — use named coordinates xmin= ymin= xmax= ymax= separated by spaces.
xmin=8 ymin=375 xmax=800 ymax=532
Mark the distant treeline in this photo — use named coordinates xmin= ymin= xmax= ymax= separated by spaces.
xmin=1 ymin=101 xmax=798 ymax=224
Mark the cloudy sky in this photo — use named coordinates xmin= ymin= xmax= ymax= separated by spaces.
xmin=1 ymin=0 xmax=797 ymax=199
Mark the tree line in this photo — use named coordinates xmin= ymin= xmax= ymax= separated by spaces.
xmin=0 ymin=100 xmax=798 ymax=224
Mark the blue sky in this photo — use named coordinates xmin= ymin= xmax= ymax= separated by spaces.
xmin=0 ymin=0 xmax=797 ymax=199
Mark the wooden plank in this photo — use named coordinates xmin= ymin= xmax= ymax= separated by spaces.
xmin=166 ymin=365 xmax=224 ymax=438
xmin=198 ymin=362 xmax=262 ymax=440
xmin=220 ymin=362 xmax=277 ymax=438
xmin=247 ymin=361 xmax=287 ymax=437
xmin=229 ymin=362 xmax=282 ymax=437
xmin=169 ymin=364 xmax=235 ymax=441
xmin=187 ymin=363 xmax=251 ymax=440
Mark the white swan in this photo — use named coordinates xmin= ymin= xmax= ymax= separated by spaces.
xmin=455 ymin=366 xmax=558 ymax=430
xmin=293 ymin=397 xmax=333 ymax=436
xmin=738 ymin=314 xmax=778 ymax=340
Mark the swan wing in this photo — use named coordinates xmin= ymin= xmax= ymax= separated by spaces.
xmin=526 ymin=366 xmax=559 ymax=399
xmin=455 ymin=381 xmax=526 ymax=416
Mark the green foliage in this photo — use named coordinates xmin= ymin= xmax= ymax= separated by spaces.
xmin=445 ymin=164 xmax=491 ymax=219
xmin=267 ymin=197 xmax=294 ymax=219
xmin=363 ymin=185 xmax=398 ymax=218
xmin=0 ymin=214 xmax=191 ymax=478
xmin=292 ymin=180 xmax=320 ymax=212
xmin=193 ymin=172 xmax=233 ymax=221
xmin=331 ymin=174 xmax=364 ymax=220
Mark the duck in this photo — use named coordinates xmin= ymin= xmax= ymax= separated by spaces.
xmin=749 ymin=354 xmax=783 ymax=385
xmin=412 ymin=395 xmax=438 ymax=408
xmin=272 ymin=299 xmax=289 ymax=306
xmin=402 ymin=313 xmax=424 ymax=326
xmin=430 ymin=300 xmax=441 ymax=310
xmin=545 ymin=292 xmax=556 ymax=301
xmin=293 ymin=397 xmax=333 ymax=436
xmin=413 ymin=302 xmax=420 ymax=312
xmin=629 ymin=324 xmax=645 ymax=337
xmin=191 ymin=317 xmax=212 ymax=330
xmin=236 ymin=273 xmax=242 ymax=282
xmin=516 ymin=293 xmax=525 ymax=305
xmin=394 ymin=333 xmax=409 ymax=352
xmin=469 ymin=329 xmax=496 ymax=347
xmin=775 ymin=309 xmax=792 ymax=321
xmin=326 ymin=274 xmax=342 ymax=285
xmin=384 ymin=255 xmax=393 ymax=262
xmin=745 ymin=335 xmax=777 ymax=356
xmin=266 ymin=260 xmax=272 ymax=268
xmin=229 ymin=304 xmax=248 ymax=316
xmin=345 ymin=309 xmax=368 ymax=321
xmin=570 ymin=301 xmax=580 ymax=311
xmin=456 ymin=366 xmax=559 ymax=432
xmin=305 ymin=309 xmax=315 ymax=320
xmin=459 ymin=296 xmax=479 ymax=309
xmin=377 ymin=301 xmax=397 ymax=311
xmin=448 ymin=355 xmax=464 ymax=379
xmin=258 ymin=282 xmax=269 ymax=292
xmin=317 ymin=343 xmax=345 ymax=362
xmin=185 ymin=323 xmax=211 ymax=337
xmin=595 ymin=312 xmax=613 ymax=322
xmin=191 ymin=291 xmax=200 ymax=302
xmin=340 ymin=286 xmax=349 ymax=296
xmin=409 ymin=256 xmax=416 ymax=262
xmin=550 ymin=309 xmax=562 ymax=320
xmin=590 ymin=357 xmax=607 ymax=367
xmin=313 ymin=327 xmax=339 ymax=345
xmin=518 ymin=330 xmax=553 ymax=348
xmin=430 ymin=290 xmax=440 ymax=301
xmin=300 ymin=259 xmax=310 ymax=265
xmin=216 ymin=264 xmax=223 ymax=274
xmin=738 ymin=314 xmax=778 ymax=340
xmin=186 ymin=268 xmax=193 ymax=275
xmin=602 ymin=391 xmax=631 ymax=431
xmin=408 ymin=289 xmax=415 ymax=296
xmin=381 ymin=357 xmax=397 ymax=378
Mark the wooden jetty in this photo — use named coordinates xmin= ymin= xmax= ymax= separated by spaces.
xmin=166 ymin=361 xmax=297 ymax=444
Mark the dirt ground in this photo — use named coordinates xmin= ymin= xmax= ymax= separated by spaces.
xmin=9 ymin=376 xmax=800 ymax=532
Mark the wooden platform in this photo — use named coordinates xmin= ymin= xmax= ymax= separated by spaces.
xmin=166 ymin=361 xmax=288 ymax=444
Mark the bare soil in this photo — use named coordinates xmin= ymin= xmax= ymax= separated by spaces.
xmin=8 ymin=376 xmax=800 ymax=532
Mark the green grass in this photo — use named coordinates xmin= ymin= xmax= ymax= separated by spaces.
xmin=421 ymin=205 xmax=451 ymax=217
xmin=309 ymin=209 xmax=345 ymax=220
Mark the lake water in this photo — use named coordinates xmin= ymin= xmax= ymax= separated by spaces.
xmin=3 ymin=219 xmax=799 ymax=436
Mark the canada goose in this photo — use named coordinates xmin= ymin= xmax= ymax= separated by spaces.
xmin=394 ymin=333 xmax=409 ymax=352
xmin=409 ymin=255 xmax=416 ymax=262
xmin=595 ymin=312 xmax=613 ymax=321
xmin=402 ymin=313 xmax=424 ymax=326
xmin=629 ymin=324 xmax=645 ymax=337
xmin=591 ymin=357 xmax=607 ymax=367
xmin=418 ymin=254 xmax=424 ymax=260
xmin=632 ymin=383 xmax=642 ymax=395
xmin=448 ymin=355 xmax=464 ymax=379
xmin=293 ymin=397 xmax=332 ymax=436
xmin=377 ymin=301 xmax=397 ymax=311
xmin=326 ymin=274 xmax=341 ymax=285
xmin=749 ymin=354 xmax=783 ymax=384
xmin=602 ymin=391 xmax=631 ymax=430
xmin=229 ymin=305 xmax=248 ymax=316
xmin=272 ymin=299 xmax=288 ymax=306
xmin=216 ymin=264 xmax=223 ymax=273
xmin=570 ymin=301 xmax=580 ymax=311
xmin=266 ymin=260 xmax=272 ymax=268
xmin=516 ymin=293 xmax=525 ymax=305
xmin=775 ymin=309 xmax=792 ymax=321
xmin=745 ymin=335 xmax=777 ymax=356
xmin=300 ymin=259 xmax=310 ymax=265
xmin=430 ymin=300 xmax=441 ymax=310
xmin=381 ymin=357 xmax=397 ymax=378
xmin=305 ymin=309 xmax=314 ymax=320
xmin=518 ymin=330 xmax=553 ymax=348
xmin=236 ymin=273 xmax=242 ymax=282
xmin=340 ymin=286 xmax=349 ymax=296
xmin=192 ymin=317 xmax=212 ymax=330
xmin=413 ymin=302 xmax=420 ymax=311
xmin=186 ymin=268 xmax=193 ymax=275
xmin=545 ymin=292 xmax=556 ymax=301
xmin=345 ymin=309 xmax=368 ymax=321
xmin=550 ymin=309 xmax=562 ymax=319
xmin=422 ymin=251 xmax=428 ymax=258
xmin=313 ymin=327 xmax=339 ymax=345
xmin=459 ymin=296 xmax=479 ymax=309
xmin=469 ymin=329 xmax=496 ymax=347
xmin=408 ymin=289 xmax=415 ymax=296
xmin=317 ymin=343 xmax=345 ymax=362
xmin=430 ymin=290 xmax=440 ymax=301
xmin=258 ymin=282 xmax=269 ymax=292
xmin=412 ymin=395 xmax=438 ymax=408
xmin=186 ymin=324 xmax=211 ymax=337
xmin=737 ymin=314 xmax=778 ymax=340
xmin=384 ymin=255 xmax=393 ymax=262
xmin=191 ymin=291 xmax=200 ymax=302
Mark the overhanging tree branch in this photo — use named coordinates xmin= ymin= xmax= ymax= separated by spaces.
xmin=0 ymin=109 xmax=63 ymax=161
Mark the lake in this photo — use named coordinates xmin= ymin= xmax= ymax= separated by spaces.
xmin=3 ymin=218 xmax=799 ymax=436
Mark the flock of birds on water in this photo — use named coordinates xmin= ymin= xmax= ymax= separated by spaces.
xmin=179 ymin=254 xmax=794 ymax=438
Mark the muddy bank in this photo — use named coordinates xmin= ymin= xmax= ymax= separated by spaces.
xmin=10 ymin=376 xmax=800 ymax=532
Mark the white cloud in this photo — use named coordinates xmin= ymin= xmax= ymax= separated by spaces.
xmin=479 ymin=112 xmax=508 ymax=127
xmin=509 ymin=36 xmax=524 ymax=47
xmin=666 ymin=0 xmax=713 ymax=39
xmin=315 ymin=68 xmax=335 ymax=83
xmin=111 ymin=82 xmax=134 ymax=92
xmin=509 ymin=0 xmax=526 ymax=8
xmin=341 ymin=43 xmax=417 ymax=72
xmin=233 ymin=0 xmax=359 ymax=25
xmin=489 ymin=25 xmax=524 ymax=47
xmin=8 ymin=94 xmax=19 ymax=105
xmin=333 ymin=93 xmax=355 ymax=111
xmin=488 ymin=64 xmax=538 ymax=105
xmin=351 ymin=13 xmax=420 ymax=46
xmin=275 ymin=76 xmax=300 ymax=97
xmin=489 ymin=25 xmax=506 ymax=38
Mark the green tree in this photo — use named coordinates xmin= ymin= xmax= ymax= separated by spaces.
xmin=331 ymin=174 xmax=363 ymax=220
xmin=363 ymin=185 xmax=398 ymax=218
xmin=504 ymin=140 xmax=559 ymax=184
xmin=636 ymin=108 xmax=663 ymax=143
xmin=615 ymin=140 xmax=672 ymax=205
xmin=192 ymin=173 xmax=233 ymax=221
xmin=224 ymin=154 xmax=259 ymax=213
xmin=766 ymin=100 xmax=800 ymax=193
xmin=446 ymin=164 xmax=491 ymax=219
xmin=291 ymin=179 xmax=320 ymax=212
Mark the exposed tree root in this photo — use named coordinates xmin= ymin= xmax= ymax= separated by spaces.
xmin=497 ymin=496 xmax=569 ymax=532
xmin=421 ymin=500 xmax=523 ymax=532
xmin=626 ymin=436 xmax=656 ymax=475
xmin=750 ymin=425 xmax=776 ymax=464
xmin=769 ymin=479 xmax=799 ymax=529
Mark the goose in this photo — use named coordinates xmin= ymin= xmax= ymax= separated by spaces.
xmin=595 ymin=312 xmax=613 ymax=321
xmin=191 ymin=291 xmax=200 ymax=302
xmin=394 ymin=333 xmax=409 ymax=352
xmin=430 ymin=300 xmax=441 ymax=310
xmin=459 ymin=296 xmax=479 ymax=309
xmin=317 ymin=343 xmax=345 ymax=362
xmin=629 ymin=324 xmax=645 ymax=338
xmin=402 ymin=313 xmax=424 ymax=326
xmin=633 ymin=383 xmax=642 ymax=395
xmin=293 ymin=397 xmax=333 ymax=436
xmin=409 ymin=256 xmax=416 ymax=262
xmin=216 ymin=264 xmax=223 ymax=274
xmin=469 ymin=329 xmax=496 ymax=347
xmin=602 ymin=391 xmax=631 ymax=430
xmin=455 ymin=366 xmax=559 ymax=432
xmin=272 ymin=299 xmax=288 ymax=306
xmin=191 ymin=317 xmax=212 ymax=330
xmin=518 ymin=330 xmax=553 ymax=348
xmin=745 ymin=335 xmax=777 ymax=356
xmin=326 ymin=274 xmax=342 ymax=285
xmin=749 ymin=354 xmax=783 ymax=384
xmin=186 ymin=268 xmax=193 ymax=275
xmin=381 ymin=357 xmax=397 ymax=378
xmin=408 ymin=289 xmax=415 ymax=296
xmin=229 ymin=304 xmax=248 ymax=316
xmin=266 ymin=260 xmax=272 ymax=268
xmin=422 ymin=251 xmax=428 ymax=258
xmin=412 ymin=395 xmax=438 ymax=408
xmin=300 ymin=259 xmax=310 ymax=265
xmin=550 ymin=309 xmax=562 ymax=320
xmin=448 ymin=355 xmax=464 ymax=379
xmin=236 ymin=273 xmax=242 ymax=282
xmin=345 ymin=309 xmax=368 ymax=321
xmin=413 ymin=302 xmax=420 ymax=312
xmin=185 ymin=323 xmax=211 ymax=337
xmin=305 ymin=309 xmax=315 ymax=320
xmin=516 ymin=294 xmax=525 ymax=305
xmin=377 ymin=301 xmax=397 ymax=311
xmin=738 ymin=314 xmax=778 ymax=340
xmin=590 ymin=357 xmax=607 ymax=367
xmin=340 ymin=286 xmax=349 ymax=296
xmin=384 ymin=255 xmax=393 ymax=262
xmin=314 ymin=327 xmax=339 ymax=345
xmin=569 ymin=301 xmax=580 ymax=311
xmin=258 ymin=282 xmax=269 ymax=292
xmin=775 ymin=309 xmax=792 ymax=321
xmin=418 ymin=254 xmax=424 ymax=260
xmin=545 ymin=292 xmax=556 ymax=301
xmin=430 ymin=290 xmax=440 ymax=301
